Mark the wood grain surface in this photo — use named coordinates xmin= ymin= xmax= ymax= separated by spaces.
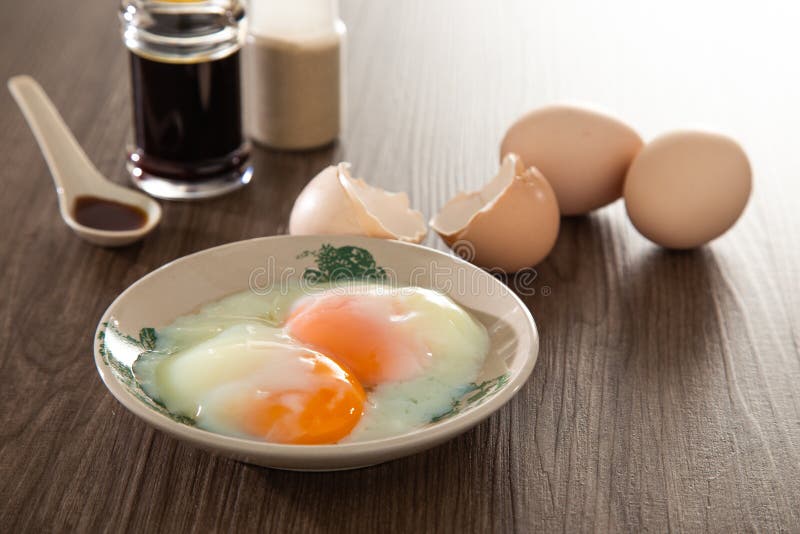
xmin=2 ymin=0 xmax=799 ymax=532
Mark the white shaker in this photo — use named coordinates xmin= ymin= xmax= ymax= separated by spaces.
xmin=245 ymin=0 xmax=345 ymax=150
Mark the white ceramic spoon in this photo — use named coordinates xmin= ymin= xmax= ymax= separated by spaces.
xmin=8 ymin=75 xmax=161 ymax=246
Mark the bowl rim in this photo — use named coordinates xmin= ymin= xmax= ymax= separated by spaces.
xmin=93 ymin=235 xmax=538 ymax=462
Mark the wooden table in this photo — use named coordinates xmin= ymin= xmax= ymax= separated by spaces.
xmin=2 ymin=0 xmax=799 ymax=531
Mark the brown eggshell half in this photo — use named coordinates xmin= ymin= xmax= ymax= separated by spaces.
xmin=624 ymin=130 xmax=751 ymax=249
xmin=500 ymin=104 xmax=643 ymax=215
xmin=289 ymin=163 xmax=427 ymax=243
xmin=431 ymin=154 xmax=560 ymax=273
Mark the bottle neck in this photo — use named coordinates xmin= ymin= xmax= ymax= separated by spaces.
xmin=120 ymin=0 xmax=246 ymax=63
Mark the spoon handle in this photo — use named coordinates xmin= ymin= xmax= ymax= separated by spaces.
xmin=7 ymin=75 xmax=99 ymax=194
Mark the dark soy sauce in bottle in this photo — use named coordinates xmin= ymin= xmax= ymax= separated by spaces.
xmin=129 ymin=51 xmax=248 ymax=181
xmin=121 ymin=1 xmax=251 ymax=200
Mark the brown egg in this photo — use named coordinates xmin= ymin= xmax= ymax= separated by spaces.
xmin=430 ymin=154 xmax=560 ymax=273
xmin=624 ymin=131 xmax=751 ymax=249
xmin=500 ymin=104 xmax=643 ymax=215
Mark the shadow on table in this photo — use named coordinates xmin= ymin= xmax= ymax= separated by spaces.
xmin=239 ymin=427 xmax=488 ymax=530
xmin=513 ymin=210 xmax=732 ymax=387
xmin=520 ymin=210 xmax=727 ymax=366
xmin=619 ymin=245 xmax=730 ymax=376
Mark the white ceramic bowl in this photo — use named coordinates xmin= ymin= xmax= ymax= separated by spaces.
xmin=94 ymin=235 xmax=538 ymax=470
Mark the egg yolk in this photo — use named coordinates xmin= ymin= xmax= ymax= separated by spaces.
xmin=224 ymin=355 xmax=365 ymax=445
xmin=285 ymin=293 xmax=431 ymax=387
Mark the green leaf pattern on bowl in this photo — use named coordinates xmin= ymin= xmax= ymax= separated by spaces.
xmin=297 ymin=244 xmax=388 ymax=283
xmin=430 ymin=373 xmax=511 ymax=423
xmin=97 ymin=322 xmax=196 ymax=426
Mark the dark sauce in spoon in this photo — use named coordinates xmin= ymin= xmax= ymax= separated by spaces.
xmin=73 ymin=196 xmax=147 ymax=231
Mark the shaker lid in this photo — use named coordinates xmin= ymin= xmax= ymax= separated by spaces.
xmin=249 ymin=0 xmax=338 ymax=38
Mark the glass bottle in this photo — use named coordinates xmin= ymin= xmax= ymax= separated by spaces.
xmin=120 ymin=0 xmax=252 ymax=200
xmin=244 ymin=0 xmax=346 ymax=150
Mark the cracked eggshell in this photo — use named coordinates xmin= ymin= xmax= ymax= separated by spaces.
xmin=430 ymin=153 xmax=560 ymax=273
xmin=500 ymin=104 xmax=643 ymax=215
xmin=289 ymin=163 xmax=427 ymax=243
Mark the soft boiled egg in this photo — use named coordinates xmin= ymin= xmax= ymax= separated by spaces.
xmin=134 ymin=284 xmax=490 ymax=444
xmin=135 ymin=324 xmax=366 ymax=445
xmin=286 ymin=285 xmax=485 ymax=386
